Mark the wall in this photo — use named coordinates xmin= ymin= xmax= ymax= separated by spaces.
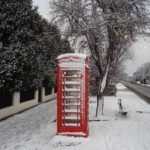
xmin=0 ymin=88 xmax=57 ymax=120
xmin=41 ymin=87 xmax=56 ymax=102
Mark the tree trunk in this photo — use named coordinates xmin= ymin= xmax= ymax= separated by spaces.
xmin=95 ymin=64 xmax=109 ymax=117
xmin=96 ymin=87 xmax=100 ymax=117
xmin=95 ymin=81 xmax=103 ymax=117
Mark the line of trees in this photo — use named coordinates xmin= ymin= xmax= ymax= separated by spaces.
xmin=0 ymin=0 xmax=72 ymax=94
xmin=133 ymin=62 xmax=150 ymax=84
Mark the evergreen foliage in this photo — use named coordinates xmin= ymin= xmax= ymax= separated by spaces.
xmin=43 ymin=23 xmax=73 ymax=88
xmin=0 ymin=0 xmax=35 ymax=93
xmin=0 ymin=0 xmax=72 ymax=94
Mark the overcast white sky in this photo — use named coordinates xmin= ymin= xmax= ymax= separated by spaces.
xmin=33 ymin=0 xmax=51 ymax=21
xmin=125 ymin=37 xmax=150 ymax=75
xmin=32 ymin=0 xmax=150 ymax=75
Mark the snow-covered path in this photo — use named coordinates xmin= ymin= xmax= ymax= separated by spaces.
xmin=0 ymin=100 xmax=57 ymax=150
xmin=0 ymin=83 xmax=150 ymax=150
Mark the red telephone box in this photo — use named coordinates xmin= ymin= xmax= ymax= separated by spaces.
xmin=57 ymin=53 xmax=89 ymax=137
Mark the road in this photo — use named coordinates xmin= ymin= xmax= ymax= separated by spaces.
xmin=123 ymin=82 xmax=150 ymax=103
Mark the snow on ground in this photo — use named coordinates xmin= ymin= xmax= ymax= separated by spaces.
xmin=0 ymin=83 xmax=150 ymax=150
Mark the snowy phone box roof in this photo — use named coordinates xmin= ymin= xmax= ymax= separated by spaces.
xmin=57 ymin=53 xmax=88 ymax=68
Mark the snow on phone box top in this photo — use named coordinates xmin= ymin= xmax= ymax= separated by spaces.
xmin=57 ymin=53 xmax=88 ymax=68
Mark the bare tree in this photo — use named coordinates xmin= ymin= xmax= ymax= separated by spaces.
xmin=50 ymin=0 xmax=150 ymax=117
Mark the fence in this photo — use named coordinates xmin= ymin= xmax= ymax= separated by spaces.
xmin=0 ymin=87 xmax=56 ymax=120
xmin=41 ymin=87 xmax=56 ymax=102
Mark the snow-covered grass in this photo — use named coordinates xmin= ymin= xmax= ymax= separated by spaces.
xmin=0 ymin=83 xmax=150 ymax=150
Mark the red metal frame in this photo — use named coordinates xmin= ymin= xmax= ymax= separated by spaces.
xmin=57 ymin=54 xmax=89 ymax=137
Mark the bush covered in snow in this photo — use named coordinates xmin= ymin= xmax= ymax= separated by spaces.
xmin=0 ymin=0 xmax=72 ymax=94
